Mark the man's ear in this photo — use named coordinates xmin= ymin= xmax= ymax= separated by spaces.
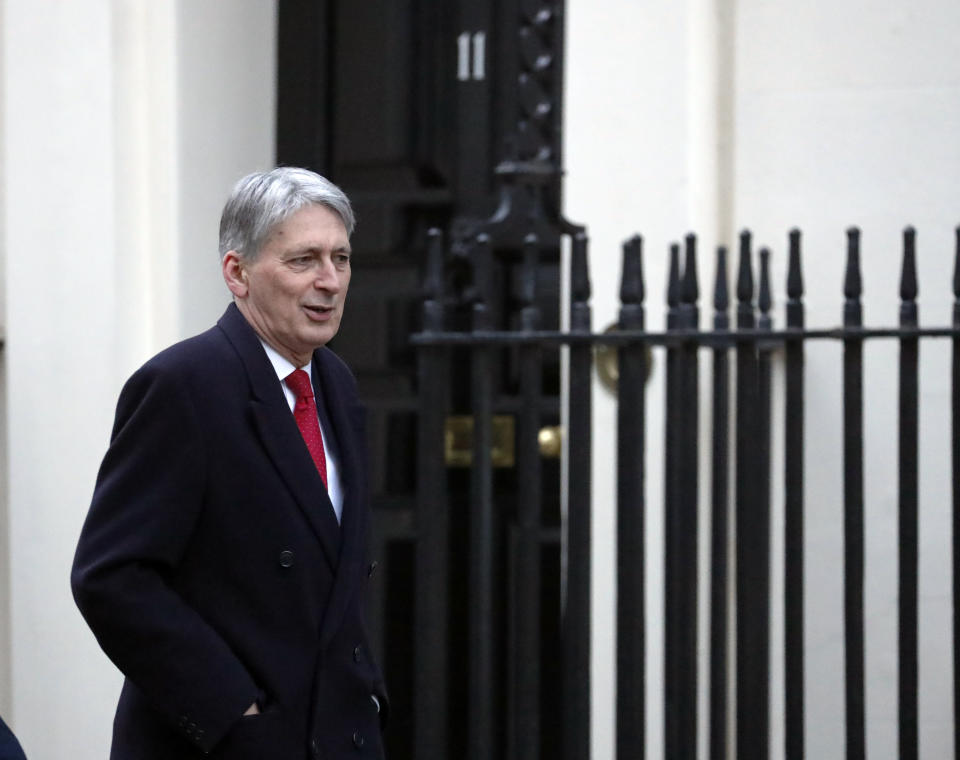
xmin=222 ymin=251 xmax=249 ymax=298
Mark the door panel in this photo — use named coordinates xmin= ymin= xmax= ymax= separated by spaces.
xmin=277 ymin=3 xmax=568 ymax=756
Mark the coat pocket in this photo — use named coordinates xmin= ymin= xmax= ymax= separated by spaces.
xmin=210 ymin=706 xmax=297 ymax=760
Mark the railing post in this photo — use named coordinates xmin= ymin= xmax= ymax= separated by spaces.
xmin=757 ymin=249 xmax=774 ymax=583
xmin=617 ymin=235 xmax=646 ymax=760
xmin=683 ymin=234 xmax=702 ymax=759
xmin=735 ymin=230 xmax=767 ymax=760
xmin=757 ymin=247 xmax=774 ymax=756
xmin=709 ymin=245 xmax=731 ymax=760
xmin=563 ymin=231 xmax=592 ymax=760
xmin=513 ymin=233 xmax=542 ymax=760
xmin=415 ymin=228 xmax=450 ymax=759
xmin=665 ymin=234 xmax=700 ymax=760
xmin=784 ymin=229 xmax=806 ymax=760
xmin=468 ymin=234 xmax=496 ymax=760
xmin=898 ymin=227 xmax=919 ymax=760
xmin=663 ymin=241 xmax=684 ymax=759
xmin=842 ymin=227 xmax=866 ymax=760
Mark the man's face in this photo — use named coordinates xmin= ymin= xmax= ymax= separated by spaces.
xmin=226 ymin=203 xmax=351 ymax=366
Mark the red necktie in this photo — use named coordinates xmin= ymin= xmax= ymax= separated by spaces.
xmin=285 ymin=369 xmax=328 ymax=488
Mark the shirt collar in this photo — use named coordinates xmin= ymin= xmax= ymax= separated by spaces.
xmin=258 ymin=339 xmax=313 ymax=384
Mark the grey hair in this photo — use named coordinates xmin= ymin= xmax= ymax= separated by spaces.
xmin=218 ymin=166 xmax=355 ymax=260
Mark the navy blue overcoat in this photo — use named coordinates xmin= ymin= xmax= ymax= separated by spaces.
xmin=72 ymin=304 xmax=387 ymax=759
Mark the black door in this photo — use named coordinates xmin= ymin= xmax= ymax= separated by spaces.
xmin=277 ymin=3 xmax=570 ymax=757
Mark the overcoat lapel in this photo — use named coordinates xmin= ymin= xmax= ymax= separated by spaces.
xmin=217 ymin=305 xmax=342 ymax=572
xmin=312 ymin=348 xmax=368 ymax=647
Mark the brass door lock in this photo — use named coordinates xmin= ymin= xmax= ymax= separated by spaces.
xmin=444 ymin=415 xmax=515 ymax=467
xmin=443 ymin=417 xmax=565 ymax=466
xmin=537 ymin=425 xmax=563 ymax=458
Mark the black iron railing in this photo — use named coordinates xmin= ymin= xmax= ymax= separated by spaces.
xmin=411 ymin=224 xmax=960 ymax=760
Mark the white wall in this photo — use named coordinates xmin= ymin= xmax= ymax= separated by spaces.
xmin=1 ymin=1 xmax=276 ymax=757
xmin=3 ymin=7 xmax=121 ymax=757
xmin=566 ymin=0 xmax=959 ymax=758
xmin=735 ymin=3 xmax=960 ymax=757
xmin=0 ymin=0 xmax=8 ymax=725
xmin=565 ymin=5 xmax=671 ymax=758
xmin=175 ymin=0 xmax=278 ymax=338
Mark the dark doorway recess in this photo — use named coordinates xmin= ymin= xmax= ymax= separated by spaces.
xmin=277 ymin=2 xmax=574 ymax=757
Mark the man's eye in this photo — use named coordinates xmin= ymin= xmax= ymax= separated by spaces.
xmin=334 ymin=254 xmax=351 ymax=266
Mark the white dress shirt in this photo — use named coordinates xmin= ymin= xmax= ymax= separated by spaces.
xmin=258 ymin=340 xmax=344 ymax=523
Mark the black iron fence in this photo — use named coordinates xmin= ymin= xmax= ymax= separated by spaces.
xmin=411 ymin=224 xmax=960 ymax=760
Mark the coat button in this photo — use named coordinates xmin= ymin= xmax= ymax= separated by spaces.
xmin=353 ymin=646 xmax=362 ymax=663
xmin=352 ymin=731 xmax=365 ymax=749
xmin=279 ymin=550 xmax=295 ymax=568
xmin=367 ymin=561 xmax=378 ymax=577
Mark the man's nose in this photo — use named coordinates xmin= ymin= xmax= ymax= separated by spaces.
xmin=313 ymin=259 xmax=341 ymax=291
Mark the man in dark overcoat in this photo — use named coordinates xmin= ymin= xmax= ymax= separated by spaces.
xmin=72 ymin=167 xmax=388 ymax=759
xmin=0 ymin=714 xmax=27 ymax=760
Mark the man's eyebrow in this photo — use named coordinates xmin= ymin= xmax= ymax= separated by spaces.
xmin=285 ymin=243 xmax=351 ymax=256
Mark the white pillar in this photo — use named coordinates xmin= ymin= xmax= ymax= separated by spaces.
xmin=174 ymin=0 xmax=278 ymax=338
xmin=1 ymin=2 xmax=276 ymax=757
xmin=4 ymin=3 xmax=123 ymax=755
